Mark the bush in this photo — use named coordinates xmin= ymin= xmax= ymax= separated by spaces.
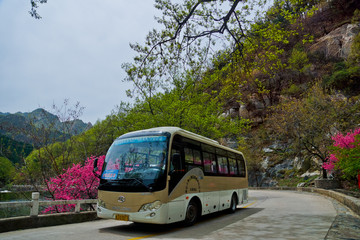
xmin=323 ymin=128 xmax=360 ymax=184
xmin=323 ymin=65 xmax=360 ymax=95
xmin=281 ymin=84 xmax=303 ymax=97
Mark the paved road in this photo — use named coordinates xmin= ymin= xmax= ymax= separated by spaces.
xmin=1 ymin=190 xmax=359 ymax=240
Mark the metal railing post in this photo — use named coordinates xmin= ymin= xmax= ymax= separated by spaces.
xmin=30 ymin=192 xmax=40 ymax=217
xmin=75 ymin=202 xmax=81 ymax=213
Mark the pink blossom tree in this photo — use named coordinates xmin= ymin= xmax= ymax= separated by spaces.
xmin=323 ymin=128 xmax=360 ymax=189
xmin=43 ymin=155 xmax=105 ymax=213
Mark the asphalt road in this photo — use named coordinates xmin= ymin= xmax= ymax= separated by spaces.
xmin=1 ymin=190 xmax=359 ymax=240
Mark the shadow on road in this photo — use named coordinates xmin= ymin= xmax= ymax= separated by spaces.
xmin=99 ymin=207 xmax=264 ymax=239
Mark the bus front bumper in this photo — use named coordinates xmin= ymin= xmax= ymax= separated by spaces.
xmin=97 ymin=204 xmax=169 ymax=224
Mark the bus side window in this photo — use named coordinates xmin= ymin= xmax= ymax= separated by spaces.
xmin=184 ymin=146 xmax=203 ymax=172
xmin=193 ymin=149 xmax=201 ymax=165
xmin=202 ymin=144 xmax=217 ymax=174
xmin=229 ymin=158 xmax=238 ymax=175
xmin=203 ymin=152 xmax=217 ymax=174
xmin=170 ymin=149 xmax=183 ymax=172
xmin=217 ymin=156 xmax=229 ymax=174
xmin=184 ymin=148 xmax=193 ymax=164
xmin=238 ymin=155 xmax=246 ymax=177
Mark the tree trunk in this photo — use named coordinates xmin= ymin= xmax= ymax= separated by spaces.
xmin=322 ymin=167 xmax=327 ymax=179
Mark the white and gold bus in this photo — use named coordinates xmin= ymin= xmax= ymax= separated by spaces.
xmin=96 ymin=127 xmax=248 ymax=225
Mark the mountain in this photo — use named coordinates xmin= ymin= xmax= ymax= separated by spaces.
xmin=0 ymin=108 xmax=92 ymax=148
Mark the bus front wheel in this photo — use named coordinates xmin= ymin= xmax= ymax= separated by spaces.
xmin=184 ymin=200 xmax=198 ymax=226
xmin=228 ymin=194 xmax=238 ymax=214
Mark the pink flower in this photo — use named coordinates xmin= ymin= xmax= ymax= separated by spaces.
xmin=42 ymin=155 xmax=105 ymax=214
xmin=323 ymin=127 xmax=360 ymax=171
xmin=322 ymin=154 xmax=338 ymax=170
xmin=332 ymin=128 xmax=360 ymax=149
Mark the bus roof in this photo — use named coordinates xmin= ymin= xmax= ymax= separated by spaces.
xmin=150 ymin=127 xmax=219 ymax=145
xmin=118 ymin=127 xmax=243 ymax=155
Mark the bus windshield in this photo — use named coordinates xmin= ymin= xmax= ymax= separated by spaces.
xmin=99 ymin=135 xmax=169 ymax=192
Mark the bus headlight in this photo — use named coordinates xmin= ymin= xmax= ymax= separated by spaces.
xmin=139 ymin=200 xmax=162 ymax=212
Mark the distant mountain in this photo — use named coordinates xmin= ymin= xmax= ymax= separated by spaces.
xmin=0 ymin=134 xmax=33 ymax=164
xmin=0 ymin=108 xmax=92 ymax=147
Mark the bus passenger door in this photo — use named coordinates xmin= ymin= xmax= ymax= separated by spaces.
xmin=167 ymin=147 xmax=186 ymax=223
xmin=168 ymin=148 xmax=184 ymax=194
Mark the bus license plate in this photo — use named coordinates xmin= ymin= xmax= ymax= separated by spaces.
xmin=115 ymin=214 xmax=129 ymax=221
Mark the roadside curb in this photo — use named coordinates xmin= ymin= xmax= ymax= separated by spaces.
xmin=249 ymin=187 xmax=360 ymax=217
xmin=0 ymin=211 xmax=98 ymax=233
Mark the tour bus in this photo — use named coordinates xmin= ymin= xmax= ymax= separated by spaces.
xmin=95 ymin=127 xmax=248 ymax=225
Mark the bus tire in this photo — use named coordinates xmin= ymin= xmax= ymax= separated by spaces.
xmin=184 ymin=200 xmax=199 ymax=226
xmin=228 ymin=194 xmax=238 ymax=214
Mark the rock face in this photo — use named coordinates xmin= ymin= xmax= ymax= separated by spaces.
xmin=238 ymin=94 xmax=271 ymax=124
xmin=310 ymin=23 xmax=360 ymax=59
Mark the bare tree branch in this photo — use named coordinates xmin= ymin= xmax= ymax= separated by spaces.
xmin=29 ymin=0 xmax=47 ymax=19
xmin=141 ymin=0 xmax=245 ymax=67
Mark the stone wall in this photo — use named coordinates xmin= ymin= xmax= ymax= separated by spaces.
xmin=315 ymin=178 xmax=341 ymax=189
xmin=0 ymin=211 xmax=98 ymax=233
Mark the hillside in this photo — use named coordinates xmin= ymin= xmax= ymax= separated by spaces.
xmin=0 ymin=108 xmax=91 ymax=165
xmin=235 ymin=2 xmax=360 ymax=187
xmin=8 ymin=0 xmax=360 ymax=190
xmin=0 ymin=135 xmax=33 ymax=165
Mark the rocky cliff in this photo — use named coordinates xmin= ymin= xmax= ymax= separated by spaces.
xmin=310 ymin=23 xmax=360 ymax=59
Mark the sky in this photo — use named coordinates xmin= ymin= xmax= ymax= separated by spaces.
xmin=0 ymin=0 xmax=160 ymax=124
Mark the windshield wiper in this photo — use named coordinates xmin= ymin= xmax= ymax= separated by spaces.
xmin=100 ymin=178 xmax=152 ymax=191
xmin=100 ymin=180 xmax=121 ymax=186
xmin=127 ymin=178 xmax=153 ymax=192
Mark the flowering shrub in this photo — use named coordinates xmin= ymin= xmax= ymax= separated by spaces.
xmin=323 ymin=128 xmax=360 ymax=188
xmin=43 ymin=155 xmax=105 ymax=214
xmin=332 ymin=128 xmax=360 ymax=149
xmin=322 ymin=154 xmax=339 ymax=171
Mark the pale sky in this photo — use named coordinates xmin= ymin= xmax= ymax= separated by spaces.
xmin=0 ymin=0 xmax=160 ymax=124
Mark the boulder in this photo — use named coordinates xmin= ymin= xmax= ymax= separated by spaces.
xmin=293 ymin=157 xmax=304 ymax=170
xmin=310 ymin=23 xmax=360 ymax=59
xmin=300 ymin=170 xmax=320 ymax=178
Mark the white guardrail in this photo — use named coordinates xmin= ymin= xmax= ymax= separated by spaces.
xmin=0 ymin=192 xmax=97 ymax=217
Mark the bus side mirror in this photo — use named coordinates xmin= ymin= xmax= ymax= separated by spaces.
xmin=93 ymin=158 xmax=100 ymax=178
xmin=93 ymin=158 xmax=98 ymax=171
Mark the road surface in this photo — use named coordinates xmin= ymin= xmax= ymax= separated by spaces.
xmin=1 ymin=190 xmax=359 ymax=240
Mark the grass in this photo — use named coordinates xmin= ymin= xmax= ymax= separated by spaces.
xmin=277 ymin=175 xmax=319 ymax=188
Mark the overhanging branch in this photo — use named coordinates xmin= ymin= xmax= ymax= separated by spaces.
xmin=141 ymin=0 xmax=244 ymax=67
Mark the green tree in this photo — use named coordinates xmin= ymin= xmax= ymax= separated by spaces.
xmin=112 ymin=76 xmax=251 ymax=141
xmin=0 ymin=157 xmax=16 ymax=187
xmin=288 ymin=48 xmax=310 ymax=74
xmin=267 ymin=83 xmax=360 ymax=178
xmin=122 ymin=0 xmax=274 ymax=111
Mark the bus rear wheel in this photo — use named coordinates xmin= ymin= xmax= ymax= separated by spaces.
xmin=184 ymin=200 xmax=198 ymax=226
